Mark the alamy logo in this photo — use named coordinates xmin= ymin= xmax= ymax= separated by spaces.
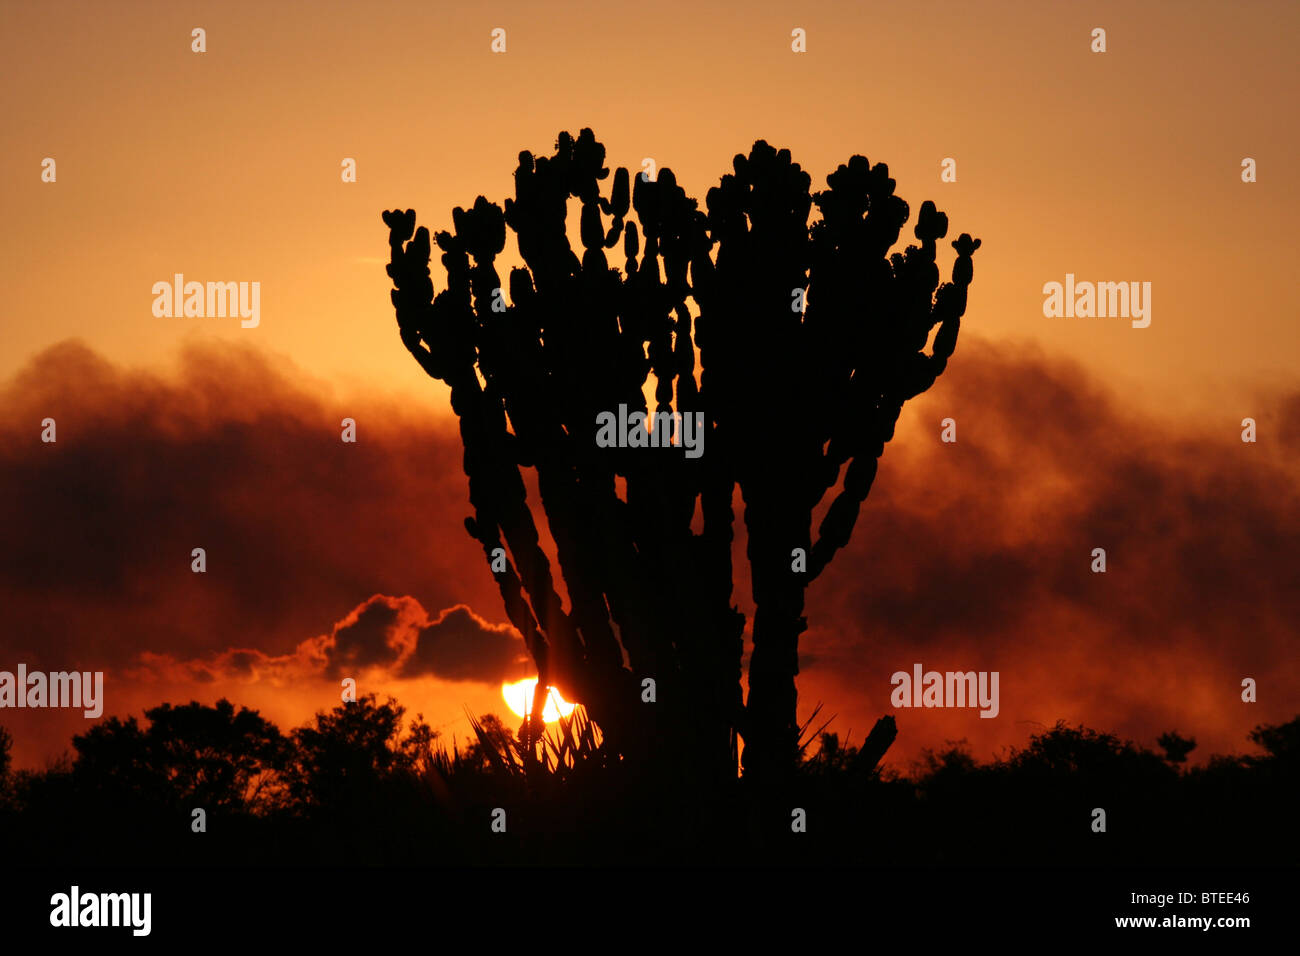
xmin=595 ymin=404 xmax=704 ymax=459
xmin=890 ymin=663 xmax=999 ymax=718
xmin=1042 ymin=273 xmax=1151 ymax=328
xmin=0 ymin=665 xmax=103 ymax=718
xmin=152 ymin=274 xmax=260 ymax=328
xmin=50 ymin=886 xmax=151 ymax=936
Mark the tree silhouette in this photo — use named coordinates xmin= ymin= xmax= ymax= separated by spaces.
xmin=1157 ymin=731 xmax=1197 ymax=765
xmin=383 ymin=129 xmax=980 ymax=782
xmin=71 ymin=699 xmax=287 ymax=813
xmin=0 ymin=725 xmax=11 ymax=795
xmin=285 ymin=694 xmax=433 ymax=813
xmin=1249 ymin=715 xmax=1300 ymax=762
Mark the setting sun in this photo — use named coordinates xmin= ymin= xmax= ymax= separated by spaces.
xmin=501 ymin=678 xmax=577 ymax=722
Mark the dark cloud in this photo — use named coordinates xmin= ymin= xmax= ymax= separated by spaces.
xmin=324 ymin=595 xmax=411 ymax=678
xmin=132 ymin=592 xmax=527 ymax=687
xmin=401 ymin=605 xmax=526 ymax=682
xmin=0 ymin=339 xmax=498 ymax=673
xmin=224 ymin=652 xmax=258 ymax=678
xmin=810 ymin=339 xmax=1300 ymax=657
xmin=2 ymin=337 xmax=1296 ymax=767
xmin=312 ymin=593 xmax=525 ymax=683
xmin=795 ymin=339 xmax=1300 ymax=761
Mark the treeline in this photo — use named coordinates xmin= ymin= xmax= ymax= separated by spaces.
xmin=0 ymin=699 xmax=1295 ymax=866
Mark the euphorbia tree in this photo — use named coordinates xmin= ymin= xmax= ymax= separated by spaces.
xmin=383 ymin=129 xmax=979 ymax=783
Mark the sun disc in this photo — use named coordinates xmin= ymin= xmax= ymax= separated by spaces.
xmin=501 ymin=677 xmax=576 ymax=722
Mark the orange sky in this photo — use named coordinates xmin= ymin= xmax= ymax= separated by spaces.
xmin=1 ymin=0 xmax=1297 ymax=770
xmin=3 ymin=0 xmax=1298 ymax=408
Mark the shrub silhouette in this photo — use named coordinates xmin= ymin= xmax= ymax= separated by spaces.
xmin=383 ymin=129 xmax=980 ymax=782
xmin=1 ymin=713 xmax=1296 ymax=865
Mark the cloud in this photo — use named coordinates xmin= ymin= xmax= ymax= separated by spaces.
xmin=325 ymin=595 xmax=421 ymax=677
xmin=401 ymin=604 xmax=526 ymax=681
xmin=2 ymin=336 xmax=1297 ymax=768
xmin=794 ymin=338 xmax=1300 ymax=763
xmin=0 ymin=338 xmax=498 ymax=672
xmin=129 ymin=594 xmax=526 ymax=687
xmin=317 ymin=594 xmax=526 ymax=683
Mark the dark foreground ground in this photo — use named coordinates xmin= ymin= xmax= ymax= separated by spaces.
xmin=2 ymin=697 xmax=1295 ymax=867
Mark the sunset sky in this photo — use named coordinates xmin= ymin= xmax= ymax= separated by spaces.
xmin=1 ymin=0 xmax=1297 ymax=771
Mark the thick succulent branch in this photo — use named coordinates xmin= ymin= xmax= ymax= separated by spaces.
xmin=382 ymin=130 xmax=979 ymax=784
